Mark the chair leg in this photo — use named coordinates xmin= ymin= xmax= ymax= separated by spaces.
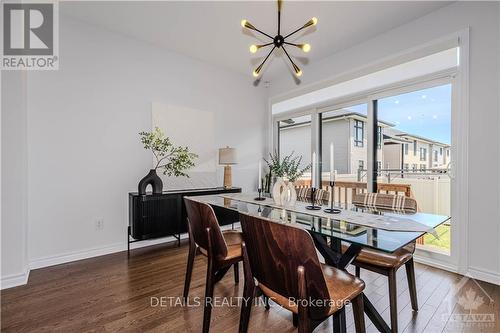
xmin=233 ymin=262 xmax=239 ymax=284
xmin=292 ymin=313 xmax=298 ymax=327
xmin=183 ymin=241 xmax=196 ymax=302
xmin=405 ymin=258 xmax=418 ymax=311
xmin=262 ymin=295 xmax=270 ymax=310
xmin=388 ymin=269 xmax=398 ymax=333
xmin=202 ymin=260 xmax=215 ymax=333
xmin=297 ymin=316 xmax=311 ymax=333
xmin=355 ymin=265 xmax=361 ymax=277
xmin=238 ymin=275 xmax=255 ymax=333
xmin=351 ymin=294 xmax=366 ymax=333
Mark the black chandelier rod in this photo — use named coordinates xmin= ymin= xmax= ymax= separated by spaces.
xmin=278 ymin=0 xmax=282 ymax=36
xmin=258 ymin=45 xmax=277 ymax=70
xmin=256 ymin=46 xmax=276 ymax=74
xmin=284 ymin=18 xmax=315 ymax=39
xmin=282 ymin=45 xmax=299 ymax=71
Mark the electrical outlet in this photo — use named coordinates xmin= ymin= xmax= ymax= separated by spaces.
xmin=95 ymin=218 xmax=104 ymax=231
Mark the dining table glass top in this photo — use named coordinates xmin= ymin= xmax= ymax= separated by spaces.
xmin=187 ymin=194 xmax=450 ymax=253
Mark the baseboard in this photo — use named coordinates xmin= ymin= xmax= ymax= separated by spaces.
xmin=413 ymin=254 xmax=459 ymax=274
xmin=27 ymin=226 xmax=240 ymax=271
xmin=29 ymin=242 xmax=125 ymax=270
xmin=467 ymin=266 xmax=500 ymax=286
xmin=1 ymin=269 xmax=30 ymax=290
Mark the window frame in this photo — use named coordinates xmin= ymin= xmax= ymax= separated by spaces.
xmin=354 ymin=119 xmax=364 ymax=147
xmin=269 ymin=31 xmax=470 ymax=272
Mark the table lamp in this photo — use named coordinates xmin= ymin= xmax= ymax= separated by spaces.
xmin=219 ymin=147 xmax=237 ymax=189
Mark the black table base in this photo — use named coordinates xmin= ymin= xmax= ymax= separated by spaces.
xmin=309 ymin=232 xmax=391 ymax=333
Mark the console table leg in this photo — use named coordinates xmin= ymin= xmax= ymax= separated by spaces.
xmin=127 ymin=226 xmax=131 ymax=257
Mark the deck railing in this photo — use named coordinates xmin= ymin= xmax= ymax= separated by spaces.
xmin=295 ymin=180 xmax=413 ymax=204
xmin=295 ymin=179 xmax=424 ymax=244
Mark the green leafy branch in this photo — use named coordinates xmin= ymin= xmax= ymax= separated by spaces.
xmin=139 ymin=127 xmax=198 ymax=177
xmin=264 ymin=150 xmax=311 ymax=183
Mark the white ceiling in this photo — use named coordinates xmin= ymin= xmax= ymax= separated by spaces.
xmin=63 ymin=1 xmax=451 ymax=81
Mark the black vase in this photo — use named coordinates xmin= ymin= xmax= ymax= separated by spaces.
xmin=138 ymin=169 xmax=163 ymax=195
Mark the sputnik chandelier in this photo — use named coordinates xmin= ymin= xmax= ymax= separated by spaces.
xmin=241 ymin=0 xmax=317 ymax=78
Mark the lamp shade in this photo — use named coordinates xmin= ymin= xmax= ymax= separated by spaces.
xmin=219 ymin=147 xmax=237 ymax=165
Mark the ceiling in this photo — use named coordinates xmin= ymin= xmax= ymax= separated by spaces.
xmin=63 ymin=1 xmax=451 ymax=81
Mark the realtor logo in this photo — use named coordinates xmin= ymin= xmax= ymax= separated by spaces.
xmin=1 ymin=1 xmax=58 ymax=70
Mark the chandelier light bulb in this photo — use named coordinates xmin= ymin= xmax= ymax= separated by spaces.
xmin=252 ymin=69 xmax=260 ymax=77
xmin=241 ymin=19 xmax=247 ymax=28
xmin=311 ymin=17 xmax=318 ymax=25
xmin=249 ymin=45 xmax=258 ymax=53
xmin=301 ymin=43 xmax=311 ymax=52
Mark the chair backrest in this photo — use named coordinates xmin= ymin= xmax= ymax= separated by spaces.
xmin=239 ymin=213 xmax=330 ymax=319
xmin=295 ymin=187 xmax=330 ymax=202
xmin=184 ymin=198 xmax=228 ymax=260
xmin=352 ymin=193 xmax=417 ymax=213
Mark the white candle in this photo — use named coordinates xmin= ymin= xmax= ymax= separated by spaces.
xmin=329 ymin=143 xmax=334 ymax=182
xmin=312 ymin=152 xmax=316 ymax=188
xmin=258 ymin=160 xmax=262 ymax=189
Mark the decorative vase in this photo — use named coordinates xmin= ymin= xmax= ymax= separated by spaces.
xmin=138 ymin=169 xmax=163 ymax=195
xmin=271 ymin=177 xmax=297 ymax=207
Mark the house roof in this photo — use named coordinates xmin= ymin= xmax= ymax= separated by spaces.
xmin=280 ymin=110 xmax=451 ymax=147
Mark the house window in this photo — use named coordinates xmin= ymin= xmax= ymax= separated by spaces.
xmin=354 ymin=120 xmax=364 ymax=147
xmin=404 ymin=143 xmax=409 ymax=155
xmin=404 ymin=163 xmax=409 ymax=170
xmin=420 ymin=147 xmax=427 ymax=161
xmin=358 ymin=160 xmax=364 ymax=170
xmin=440 ymin=147 xmax=443 ymax=156
xmin=434 ymin=150 xmax=438 ymax=162
xmin=447 ymin=149 xmax=450 ymax=156
xmin=420 ymin=164 xmax=427 ymax=171
xmin=377 ymin=126 xmax=382 ymax=149
xmin=377 ymin=161 xmax=382 ymax=171
xmin=412 ymin=164 xmax=417 ymax=171
xmin=413 ymin=140 xmax=417 ymax=156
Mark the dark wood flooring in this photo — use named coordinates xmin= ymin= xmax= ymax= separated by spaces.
xmin=2 ymin=240 xmax=499 ymax=332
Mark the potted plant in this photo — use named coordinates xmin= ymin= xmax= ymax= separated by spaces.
xmin=138 ymin=127 xmax=198 ymax=195
xmin=264 ymin=150 xmax=311 ymax=206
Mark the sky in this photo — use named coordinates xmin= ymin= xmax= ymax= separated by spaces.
xmin=346 ymin=84 xmax=452 ymax=145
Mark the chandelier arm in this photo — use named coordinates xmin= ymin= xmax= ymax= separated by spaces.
xmin=284 ymin=41 xmax=300 ymax=47
xmin=281 ymin=45 xmax=294 ymax=64
xmin=259 ymin=45 xmax=277 ymax=68
xmin=250 ymin=26 xmax=274 ymax=40
xmin=282 ymin=46 xmax=300 ymax=73
xmin=283 ymin=25 xmax=308 ymax=39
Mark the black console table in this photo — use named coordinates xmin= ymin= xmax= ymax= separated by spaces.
xmin=128 ymin=187 xmax=241 ymax=255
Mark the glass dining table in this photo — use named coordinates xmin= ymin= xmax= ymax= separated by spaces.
xmin=187 ymin=194 xmax=450 ymax=333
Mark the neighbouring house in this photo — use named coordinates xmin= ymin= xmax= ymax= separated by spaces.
xmin=279 ymin=110 xmax=450 ymax=175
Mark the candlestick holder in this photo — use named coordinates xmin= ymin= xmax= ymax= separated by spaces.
xmin=254 ymin=188 xmax=265 ymax=201
xmin=305 ymin=187 xmax=321 ymax=210
xmin=324 ymin=181 xmax=341 ymax=214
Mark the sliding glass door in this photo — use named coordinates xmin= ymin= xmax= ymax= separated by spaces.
xmin=377 ymin=83 xmax=453 ymax=255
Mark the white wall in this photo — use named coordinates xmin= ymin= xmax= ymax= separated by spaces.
xmin=269 ymin=2 xmax=500 ymax=283
xmin=1 ymin=71 xmax=29 ymax=288
xmin=23 ymin=15 xmax=268 ymax=269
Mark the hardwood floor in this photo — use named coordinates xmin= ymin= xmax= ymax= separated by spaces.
xmin=2 ymin=240 xmax=499 ymax=332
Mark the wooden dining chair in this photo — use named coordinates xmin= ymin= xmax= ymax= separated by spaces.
xmin=296 ymin=186 xmax=330 ymax=202
xmin=238 ymin=213 xmax=366 ymax=333
xmin=345 ymin=193 xmax=419 ymax=333
xmin=183 ymin=198 xmax=243 ymax=333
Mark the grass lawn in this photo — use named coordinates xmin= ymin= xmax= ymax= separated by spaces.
xmin=423 ymin=224 xmax=450 ymax=250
